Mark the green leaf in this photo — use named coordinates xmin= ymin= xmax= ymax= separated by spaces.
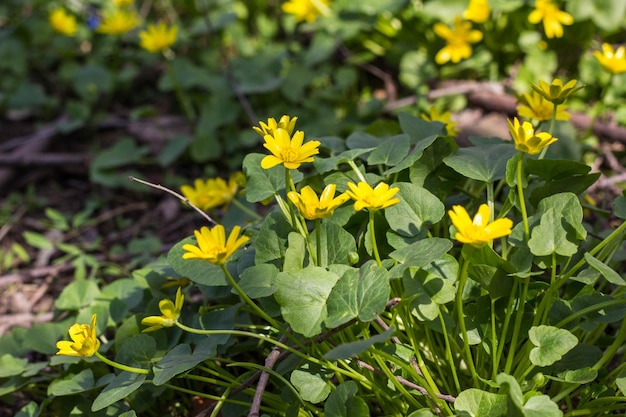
xmin=167 ymin=237 xmax=225 ymax=286
xmin=389 ymin=238 xmax=453 ymax=278
xmin=528 ymin=325 xmax=578 ymax=367
xmin=242 ymin=153 xmax=304 ymax=202
xmin=291 ymin=369 xmax=332 ymax=404
xmin=548 ymin=367 xmax=598 ymax=384
xmin=615 ymin=195 xmax=626 ymax=220
xmin=89 ymin=138 xmax=149 ymax=188
xmin=55 ymin=279 xmax=101 ymax=310
xmin=254 ymin=210 xmax=292 ymax=265
xmin=48 ymin=368 xmax=95 ymax=396
xmin=455 ymin=388 xmax=507 ymax=417
xmin=153 ymin=338 xmax=219 ymax=385
xmin=284 ymin=232 xmax=306 ymax=272
xmin=528 ymin=208 xmax=577 ymax=257
xmin=568 ymin=0 xmax=626 ymax=31
xmin=536 ymin=193 xmax=586 ymax=240
xmin=584 ymin=253 xmax=626 ymax=286
xmin=398 ymin=112 xmax=445 ymax=143
xmin=101 ymin=279 xmax=146 ymax=310
xmin=116 ymin=334 xmax=156 ymax=371
xmin=367 ymin=134 xmax=411 ymax=167
xmin=324 ymin=381 xmax=369 ymax=417
xmin=525 ymin=159 xmax=591 ymax=181
xmin=325 ymin=261 xmax=390 ymax=328
xmin=314 ymin=221 xmax=357 ymax=267
xmin=0 ymin=354 xmax=27 ymax=377
xmin=402 ymin=255 xmax=457 ymax=321
xmin=15 ymin=401 xmax=40 ymax=417
xmin=443 ymin=143 xmax=517 ymax=182
xmin=529 ymin=173 xmax=600 ymax=207
xmin=324 ymin=326 xmax=395 ymax=360
xmin=385 ymin=183 xmax=445 ymax=238
xmin=238 ymin=264 xmax=278 ymax=298
xmin=92 ymin=372 xmax=147 ymax=412
xmin=22 ymin=231 xmax=54 ymax=250
xmin=521 ymin=395 xmax=562 ymax=417
xmin=72 ymin=63 xmax=113 ymax=99
xmin=275 ymin=267 xmax=341 ymax=337
xmin=231 ymin=53 xmax=282 ymax=93
xmin=313 ymin=149 xmax=374 ymax=174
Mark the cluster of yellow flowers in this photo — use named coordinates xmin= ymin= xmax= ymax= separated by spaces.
xmin=48 ymin=1 xmax=177 ymax=54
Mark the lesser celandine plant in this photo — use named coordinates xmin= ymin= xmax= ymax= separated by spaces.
xmin=6 ymin=1 xmax=626 ymax=416
xmin=46 ymin=97 xmax=626 ymax=416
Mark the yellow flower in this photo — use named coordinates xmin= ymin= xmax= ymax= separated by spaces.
xmin=288 ymin=184 xmax=350 ymax=220
xmin=594 ymin=43 xmax=626 ymax=74
xmin=182 ymin=225 xmax=249 ymax=265
xmin=421 ymin=107 xmax=460 ymax=137
xmin=113 ymin=0 xmax=134 ymax=6
xmin=516 ymin=91 xmax=570 ymax=122
xmin=253 ymin=115 xmax=298 ymax=138
xmin=434 ymin=16 xmax=483 ymax=64
xmin=507 ymin=117 xmax=557 ymax=155
xmin=139 ymin=22 xmax=178 ymax=53
xmin=56 ymin=314 xmax=100 ymax=357
xmin=49 ymin=8 xmax=78 ymax=36
xmin=181 ymin=173 xmax=240 ymax=211
xmin=345 ymin=182 xmax=400 ymax=212
xmin=528 ymin=0 xmax=573 ymax=39
xmin=449 ymin=204 xmax=513 ymax=247
xmin=97 ymin=8 xmax=141 ymax=35
xmin=282 ymin=0 xmax=330 ymax=23
xmin=463 ymin=0 xmax=490 ymax=24
xmin=261 ymin=128 xmax=320 ymax=170
xmin=141 ymin=288 xmax=184 ymax=332
xmin=530 ymin=78 xmax=583 ymax=105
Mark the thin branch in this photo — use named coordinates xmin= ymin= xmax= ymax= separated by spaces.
xmin=356 ymin=360 xmax=456 ymax=403
xmin=248 ymin=335 xmax=288 ymax=417
xmin=128 ymin=176 xmax=216 ymax=225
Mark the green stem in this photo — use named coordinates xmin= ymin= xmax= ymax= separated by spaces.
xmin=315 ymin=218 xmax=322 ymax=267
xmin=538 ymin=103 xmax=558 ymax=160
xmin=495 ymin=277 xmax=518 ymax=374
xmin=533 ymin=251 xmax=557 ymax=327
xmin=347 ymin=160 xmax=367 ymax=182
xmin=516 ymin=152 xmax=530 ymax=241
xmin=165 ymin=59 xmax=196 ymax=121
xmin=490 ymin=298 xmax=498 ymax=380
xmin=221 ymin=265 xmax=281 ymax=331
xmin=504 ymin=276 xmax=530 ymax=375
xmin=368 ymin=210 xmax=382 ymax=267
xmin=95 ymin=351 xmax=149 ymax=375
xmin=175 ymin=322 xmax=368 ymax=382
xmin=456 ymin=254 xmax=480 ymax=387
xmin=438 ymin=308 xmax=461 ymax=393
xmin=231 ymin=198 xmax=261 ymax=221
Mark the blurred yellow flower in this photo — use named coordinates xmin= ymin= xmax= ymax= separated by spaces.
xmin=421 ymin=107 xmax=460 ymax=137
xmin=528 ymin=0 xmax=573 ymax=39
xmin=142 ymin=288 xmax=184 ymax=332
xmin=113 ymin=0 xmax=134 ymax=6
xmin=49 ymin=8 xmax=78 ymax=36
xmin=261 ymin=128 xmax=320 ymax=170
xmin=56 ymin=314 xmax=100 ymax=357
xmin=253 ymin=115 xmax=298 ymax=138
xmin=449 ymin=204 xmax=513 ymax=247
xmin=181 ymin=174 xmax=240 ymax=211
xmin=434 ymin=16 xmax=483 ymax=64
xmin=531 ymin=78 xmax=582 ymax=105
xmin=594 ymin=43 xmax=626 ymax=74
xmin=463 ymin=0 xmax=490 ymax=24
xmin=97 ymin=8 xmax=141 ymax=35
xmin=139 ymin=22 xmax=178 ymax=53
xmin=282 ymin=0 xmax=330 ymax=23
xmin=346 ymin=182 xmax=400 ymax=212
xmin=517 ymin=91 xmax=570 ymax=122
xmin=507 ymin=117 xmax=557 ymax=155
xmin=288 ymin=184 xmax=350 ymax=220
xmin=182 ymin=225 xmax=249 ymax=265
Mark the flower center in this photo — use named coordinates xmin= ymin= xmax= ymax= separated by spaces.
xmin=280 ymin=147 xmax=299 ymax=162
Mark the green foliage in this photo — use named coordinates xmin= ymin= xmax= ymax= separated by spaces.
xmin=2 ymin=0 xmax=626 ymax=416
